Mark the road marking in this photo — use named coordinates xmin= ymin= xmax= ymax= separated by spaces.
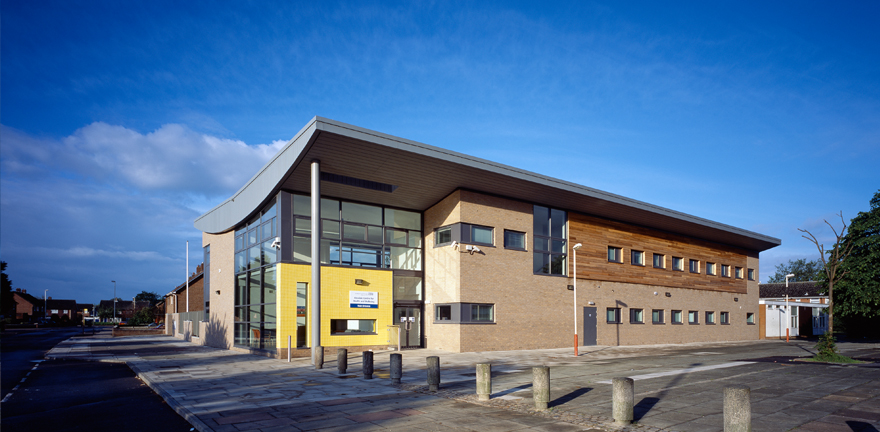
xmin=596 ymin=361 xmax=755 ymax=384
xmin=3 ymin=361 xmax=43 ymax=403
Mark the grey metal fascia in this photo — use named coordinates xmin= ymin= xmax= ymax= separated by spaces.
xmin=194 ymin=118 xmax=320 ymax=233
xmin=313 ymin=117 xmax=781 ymax=248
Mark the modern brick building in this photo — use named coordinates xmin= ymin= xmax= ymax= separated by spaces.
xmin=193 ymin=117 xmax=780 ymax=357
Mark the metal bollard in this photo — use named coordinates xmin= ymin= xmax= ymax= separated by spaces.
xmin=427 ymin=356 xmax=440 ymax=392
xmin=287 ymin=335 xmax=292 ymax=362
xmin=390 ymin=353 xmax=402 ymax=384
xmin=476 ymin=363 xmax=492 ymax=401
xmin=532 ymin=366 xmax=550 ymax=410
xmin=315 ymin=346 xmax=324 ymax=370
xmin=724 ymin=385 xmax=751 ymax=432
xmin=362 ymin=351 xmax=374 ymax=379
xmin=612 ymin=377 xmax=634 ymax=425
xmin=337 ymin=348 xmax=348 ymax=374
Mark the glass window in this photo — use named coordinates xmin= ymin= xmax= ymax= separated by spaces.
xmin=653 ymin=254 xmax=665 ymax=269
xmin=235 ymin=235 xmax=244 ymax=252
xmin=343 ymin=223 xmax=366 ymax=241
xmin=323 ymin=220 xmax=340 ymax=239
xmin=689 ymin=259 xmax=700 ymax=273
xmin=707 ymin=262 xmax=716 ymax=276
xmin=320 ymin=198 xmax=339 ymax=220
xmin=607 ymin=308 xmax=621 ymax=323
xmin=720 ymin=311 xmax=729 ymax=324
xmin=342 ymin=202 xmax=382 ymax=225
xmin=386 ymin=228 xmax=407 ymax=245
xmin=296 ymin=282 xmax=307 ymax=347
xmin=534 ymin=205 xmax=567 ymax=275
xmin=471 ymin=304 xmax=494 ymax=322
xmin=261 ymin=200 xmax=277 ymax=222
xmin=673 ymin=257 xmax=684 ymax=271
xmin=367 ymin=226 xmax=383 ymax=244
xmin=735 ymin=267 xmax=744 ymax=279
xmin=293 ymin=194 xmax=311 ymax=216
xmin=436 ymin=305 xmax=452 ymax=321
xmin=706 ymin=311 xmax=715 ymax=324
xmin=472 ymin=226 xmax=493 ymax=245
xmin=688 ymin=311 xmax=699 ymax=324
xmin=389 ymin=246 xmax=421 ymax=270
xmin=248 ymin=245 xmax=261 ymax=270
xmin=631 ymin=250 xmax=644 ymax=266
xmin=746 ymin=312 xmax=755 ymax=324
xmin=504 ymin=230 xmax=526 ymax=250
xmin=384 ymin=208 xmax=421 ymax=231
xmin=748 ymin=269 xmax=755 ymax=281
xmin=295 ymin=217 xmax=311 ymax=235
xmin=330 ymin=319 xmax=376 ymax=335
xmin=630 ymin=308 xmax=644 ymax=323
xmin=435 ymin=227 xmax=452 ymax=245
xmin=340 ymin=243 xmax=384 ymax=268
xmin=721 ymin=265 xmax=731 ymax=278
xmin=293 ymin=236 xmax=311 ymax=263
xmin=393 ymin=276 xmax=422 ymax=301
xmin=262 ymin=239 xmax=277 ymax=264
xmin=407 ymin=232 xmax=421 ymax=248
xmin=652 ymin=309 xmax=664 ymax=324
xmin=672 ymin=310 xmax=683 ymax=324
xmin=608 ymin=247 xmax=622 ymax=263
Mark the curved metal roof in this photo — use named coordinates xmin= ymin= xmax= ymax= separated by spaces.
xmin=195 ymin=116 xmax=780 ymax=252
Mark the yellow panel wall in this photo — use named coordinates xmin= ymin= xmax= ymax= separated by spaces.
xmin=277 ymin=263 xmax=393 ymax=349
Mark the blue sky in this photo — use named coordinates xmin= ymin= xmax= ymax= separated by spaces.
xmin=1 ymin=1 xmax=878 ymax=304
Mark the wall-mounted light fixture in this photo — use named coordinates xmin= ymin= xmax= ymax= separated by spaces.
xmin=734 ymin=297 xmax=739 ymax=302
xmin=355 ymin=279 xmax=365 ymax=285
xmin=567 ymin=285 xmax=574 ymax=291
xmin=216 ymin=290 xmax=221 ymax=295
xmin=665 ymin=292 xmax=672 ymax=297
xmin=587 ymin=301 xmax=595 ymax=305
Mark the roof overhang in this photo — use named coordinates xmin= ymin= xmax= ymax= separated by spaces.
xmin=195 ymin=117 xmax=781 ymax=252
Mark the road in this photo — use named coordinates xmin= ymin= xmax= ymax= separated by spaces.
xmin=1 ymin=327 xmax=193 ymax=431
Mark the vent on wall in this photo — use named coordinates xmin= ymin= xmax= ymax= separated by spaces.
xmin=320 ymin=172 xmax=398 ymax=193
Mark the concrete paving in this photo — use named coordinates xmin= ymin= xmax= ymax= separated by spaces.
xmin=47 ymin=332 xmax=880 ymax=432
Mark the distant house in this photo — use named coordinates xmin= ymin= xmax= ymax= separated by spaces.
xmin=97 ymin=299 xmax=152 ymax=322
xmin=46 ymin=298 xmax=78 ymax=321
xmin=165 ymin=263 xmax=205 ymax=314
xmin=12 ymin=288 xmax=44 ymax=321
xmin=759 ymin=281 xmax=828 ymax=339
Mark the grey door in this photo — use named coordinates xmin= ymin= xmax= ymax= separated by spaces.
xmin=393 ymin=306 xmax=421 ymax=349
xmin=583 ymin=307 xmax=597 ymax=346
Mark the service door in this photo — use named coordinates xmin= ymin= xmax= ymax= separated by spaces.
xmin=393 ymin=306 xmax=421 ymax=349
xmin=583 ymin=307 xmax=597 ymax=346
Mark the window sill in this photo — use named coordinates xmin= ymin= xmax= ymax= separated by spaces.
xmin=688 ymin=322 xmax=699 ymax=325
xmin=721 ymin=323 xmax=730 ymax=325
xmin=630 ymin=322 xmax=645 ymax=325
xmin=606 ymin=322 xmax=622 ymax=325
xmin=631 ymin=263 xmax=645 ymax=267
xmin=330 ymin=332 xmax=378 ymax=336
xmin=504 ymin=247 xmax=528 ymax=252
xmin=461 ymin=322 xmax=495 ymax=325
xmin=608 ymin=260 xmax=623 ymax=264
xmin=652 ymin=322 xmax=665 ymax=325
xmin=672 ymin=322 xmax=683 ymax=325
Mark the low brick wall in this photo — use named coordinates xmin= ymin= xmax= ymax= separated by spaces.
xmin=112 ymin=327 xmax=166 ymax=337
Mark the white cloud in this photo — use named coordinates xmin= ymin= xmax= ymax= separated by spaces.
xmin=1 ymin=123 xmax=288 ymax=197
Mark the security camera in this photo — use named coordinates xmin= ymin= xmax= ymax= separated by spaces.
xmin=472 ymin=246 xmax=481 ymax=253
xmin=450 ymin=241 xmax=458 ymax=249
xmin=466 ymin=244 xmax=473 ymax=251
xmin=271 ymin=237 xmax=281 ymax=249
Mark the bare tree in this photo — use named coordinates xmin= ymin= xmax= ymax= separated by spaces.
xmin=798 ymin=212 xmax=855 ymax=335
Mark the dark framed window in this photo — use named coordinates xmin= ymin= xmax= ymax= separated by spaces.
xmin=706 ymin=311 xmax=715 ymax=324
xmin=673 ymin=257 xmax=684 ymax=271
xmin=631 ymin=250 xmax=645 ymax=266
xmin=721 ymin=265 xmax=731 ymax=278
xmin=747 ymin=269 xmax=755 ymax=281
xmin=436 ymin=305 xmax=452 ymax=321
xmin=746 ymin=312 xmax=755 ymax=324
xmin=233 ymin=198 xmax=278 ymax=351
xmin=435 ymin=226 xmax=453 ymax=245
xmin=471 ymin=304 xmax=494 ymax=322
xmin=671 ymin=310 xmax=683 ymax=324
xmin=330 ymin=319 xmax=376 ymax=335
xmin=533 ymin=205 xmax=566 ymax=276
xmin=652 ymin=309 xmax=664 ymax=324
xmin=470 ymin=225 xmax=494 ymax=246
xmin=706 ymin=262 xmax=716 ymax=276
xmin=608 ymin=246 xmax=623 ymax=263
xmin=688 ymin=310 xmax=699 ymax=324
xmin=689 ymin=259 xmax=700 ymax=274
xmin=735 ymin=267 xmax=744 ymax=279
xmin=653 ymin=253 xmax=665 ymax=269
xmin=720 ymin=311 xmax=730 ymax=325
xmin=607 ymin=307 xmax=621 ymax=323
xmin=630 ymin=308 xmax=644 ymax=324
xmin=504 ymin=230 xmax=526 ymax=250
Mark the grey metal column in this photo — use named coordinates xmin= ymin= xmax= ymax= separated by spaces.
xmin=310 ymin=160 xmax=322 ymax=366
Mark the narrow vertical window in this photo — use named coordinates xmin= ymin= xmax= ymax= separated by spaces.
xmin=608 ymin=246 xmax=622 ymax=263
xmin=631 ymin=250 xmax=644 ymax=266
xmin=653 ymin=254 xmax=665 ymax=269
xmin=533 ymin=205 xmax=567 ymax=275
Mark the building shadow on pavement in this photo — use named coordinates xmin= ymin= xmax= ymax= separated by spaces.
xmin=633 ymin=397 xmax=659 ymax=421
xmin=847 ymin=421 xmax=878 ymax=432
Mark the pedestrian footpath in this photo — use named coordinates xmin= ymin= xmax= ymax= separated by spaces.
xmin=47 ymin=332 xmax=880 ymax=432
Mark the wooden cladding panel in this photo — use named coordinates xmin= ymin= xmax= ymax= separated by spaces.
xmin=569 ymin=213 xmax=749 ymax=294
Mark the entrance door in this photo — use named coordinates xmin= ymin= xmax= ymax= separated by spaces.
xmin=393 ymin=307 xmax=421 ymax=349
xmin=583 ymin=307 xmax=597 ymax=346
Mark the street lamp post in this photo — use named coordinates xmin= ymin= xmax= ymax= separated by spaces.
xmin=44 ymin=289 xmax=48 ymax=321
xmin=572 ymin=243 xmax=583 ymax=357
xmin=112 ymin=280 xmax=117 ymax=324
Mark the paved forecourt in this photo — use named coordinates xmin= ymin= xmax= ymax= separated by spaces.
xmin=47 ymin=334 xmax=880 ymax=432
